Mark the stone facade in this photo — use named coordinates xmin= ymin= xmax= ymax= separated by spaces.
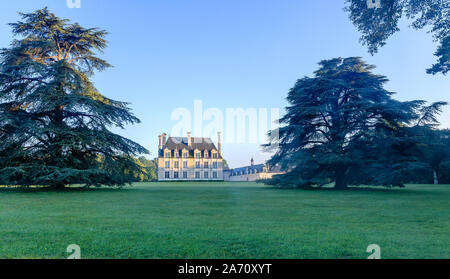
xmin=157 ymin=132 xmax=224 ymax=181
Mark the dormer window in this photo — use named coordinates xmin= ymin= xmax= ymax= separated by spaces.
xmin=165 ymin=151 xmax=171 ymax=158
xmin=195 ymin=151 xmax=201 ymax=159
xmin=204 ymin=150 xmax=209 ymax=159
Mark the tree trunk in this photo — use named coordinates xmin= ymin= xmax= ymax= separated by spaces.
xmin=433 ymin=170 xmax=439 ymax=185
xmin=334 ymin=169 xmax=348 ymax=190
xmin=53 ymin=183 xmax=66 ymax=190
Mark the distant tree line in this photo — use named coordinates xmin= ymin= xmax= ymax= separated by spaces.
xmin=405 ymin=128 xmax=450 ymax=184
xmin=134 ymin=157 xmax=158 ymax=182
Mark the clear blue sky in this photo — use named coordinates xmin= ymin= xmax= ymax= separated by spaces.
xmin=1 ymin=0 xmax=448 ymax=168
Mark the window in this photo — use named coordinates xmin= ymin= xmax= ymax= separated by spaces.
xmin=213 ymin=162 xmax=218 ymax=169
xmin=204 ymin=151 xmax=209 ymax=159
xmin=165 ymin=151 xmax=171 ymax=158
xmin=183 ymin=172 xmax=188 ymax=179
xmin=195 ymin=172 xmax=200 ymax=179
xmin=174 ymin=172 xmax=179 ymax=179
xmin=174 ymin=161 xmax=179 ymax=169
xmin=165 ymin=172 xmax=170 ymax=179
xmin=174 ymin=151 xmax=179 ymax=158
xmin=204 ymin=172 xmax=209 ymax=179
xmin=165 ymin=161 xmax=170 ymax=168
xmin=204 ymin=162 xmax=209 ymax=168
xmin=196 ymin=162 xmax=201 ymax=168
xmin=213 ymin=153 xmax=218 ymax=159
xmin=213 ymin=172 xmax=217 ymax=179
xmin=195 ymin=152 xmax=201 ymax=159
xmin=183 ymin=152 xmax=188 ymax=159
xmin=183 ymin=161 xmax=188 ymax=168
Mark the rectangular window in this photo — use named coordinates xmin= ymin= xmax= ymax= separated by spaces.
xmin=183 ymin=172 xmax=188 ymax=179
xmin=174 ymin=161 xmax=179 ymax=169
xmin=204 ymin=172 xmax=209 ymax=179
xmin=165 ymin=152 xmax=171 ymax=158
xmin=204 ymin=162 xmax=209 ymax=168
xmin=196 ymin=162 xmax=201 ymax=169
xmin=213 ymin=172 xmax=217 ymax=179
xmin=213 ymin=153 xmax=218 ymax=159
xmin=174 ymin=172 xmax=179 ymax=179
xmin=183 ymin=161 xmax=188 ymax=168
xmin=195 ymin=152 xmax=201 ymax=159
xmin=213 ymin=162 xmax=218 ymax=169
xmin=183 ymin=152 xmax=188 ymax=159
xmin=165 ymin=161 xmax=170 ymax=168
xmin=195 ymin=172 xmax=200 ymax=179
xmin=165 ymin=172 xmax=170 ymax=179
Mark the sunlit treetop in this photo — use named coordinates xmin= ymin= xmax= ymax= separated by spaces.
xmin=345 ymin=0 xmax=449 ymax=75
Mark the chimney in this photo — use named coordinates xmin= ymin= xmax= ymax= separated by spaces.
xmin=162 ymin=133 xmax=167 ymax=146
xmin=218 ymin=131 xmax=222 ymax=155
xmin=158 ymin=135 xmax=162 ymax=150
xmin=251 ymin=158 xmax=254 ymax=166
xmin=187 ymin=132 xmax=192 ymax=147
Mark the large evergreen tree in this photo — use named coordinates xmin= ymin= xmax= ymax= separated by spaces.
xmin=0 ymin=8 xmax=148 ymax=188
xmin=264 ymin=57 xmax=445 ymax=189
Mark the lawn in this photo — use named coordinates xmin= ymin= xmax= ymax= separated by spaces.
xmin=0 ymin=182 xmax=448 ymax=259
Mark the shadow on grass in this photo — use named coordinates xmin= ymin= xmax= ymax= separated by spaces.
xmin=0 ymin=186 xmax=132 ymax=194
xmin=260 ymin=184 xmax=441 ymax=195
xmin=0 ymin=183 xmax=445 ymax=196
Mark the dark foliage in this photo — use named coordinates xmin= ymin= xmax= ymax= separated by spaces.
xmin=345 ymin=0 xmax=449 ymax=75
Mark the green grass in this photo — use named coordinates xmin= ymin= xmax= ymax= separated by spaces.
xmin=0 ymin=182 xmax=448 ymax=259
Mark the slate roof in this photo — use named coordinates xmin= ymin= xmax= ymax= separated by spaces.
xmin=231 ymin=164 xmax=265 ymax=175
xmin=159 ymin=137 xmax=222 ymax=159
xmin=230 ymin=163 xmax=282 ymax=176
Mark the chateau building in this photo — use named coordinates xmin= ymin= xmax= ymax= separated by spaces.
xmin=157 ymin=132 xmax=224 ymax=181
xmin=224 ymin=158 xmax=283 ymax=182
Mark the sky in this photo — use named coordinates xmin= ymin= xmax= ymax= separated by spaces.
xmin=0 ymin=0 xmax=448 ymax=168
